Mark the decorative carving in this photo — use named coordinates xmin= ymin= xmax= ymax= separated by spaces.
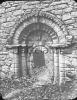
xmin=7 ymin=11 xmax=70 ymax=45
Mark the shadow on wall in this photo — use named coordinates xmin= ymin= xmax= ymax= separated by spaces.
xmin=74 ymin=0 xmax=77 ymax=2
xmin=0 ymin=93 xmax=5 ymax=100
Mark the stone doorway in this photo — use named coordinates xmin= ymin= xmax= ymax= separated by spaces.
xmin=18 ymin=23 xmax=55 ymax=84
xmin=6 ymin=11 xmax=72 ymax=85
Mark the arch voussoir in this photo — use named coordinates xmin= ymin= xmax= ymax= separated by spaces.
xmin=8 ymin=11 xmax=70 ymax=45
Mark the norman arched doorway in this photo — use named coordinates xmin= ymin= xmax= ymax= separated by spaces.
xmin=6 ymin=11 xmax=72 ymax=85
xmin=17 ymin=22 xmax=57 ymax=83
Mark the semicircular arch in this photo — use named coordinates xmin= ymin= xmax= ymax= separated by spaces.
xmin=7 ymin=11 xmax=69 ymax=45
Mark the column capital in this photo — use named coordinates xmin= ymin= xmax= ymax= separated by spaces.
xmin=59 ymin=48 xmax=64 ymax=54
xmin=54 ymin=48 xmax=59 ymax=54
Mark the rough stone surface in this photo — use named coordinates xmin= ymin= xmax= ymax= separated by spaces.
xmin=0 ymin=0 xmax=76 ymax=75
xmin=0 ymin=0 xmax=77 ymax=99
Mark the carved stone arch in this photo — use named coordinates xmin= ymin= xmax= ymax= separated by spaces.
xmin=7 ymin=11 xmax=69 ymax=45
xmin=6 ymin=11 xmax=73 ymax=84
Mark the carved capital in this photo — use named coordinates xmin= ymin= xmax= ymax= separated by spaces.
xmin=66 ymin=35 xmax=73 ymax=44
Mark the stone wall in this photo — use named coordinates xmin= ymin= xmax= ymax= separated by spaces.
xmin=0 ymin=0 xmax=77 ymax=79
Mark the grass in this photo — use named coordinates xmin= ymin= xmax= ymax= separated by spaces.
xmin=0 ymin=76 xmax=77 ymax=100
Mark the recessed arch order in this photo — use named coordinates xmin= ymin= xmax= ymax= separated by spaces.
xmin=8 ymin=11 xmax=69 ymax=45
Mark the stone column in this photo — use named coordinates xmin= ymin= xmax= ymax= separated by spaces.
xmin=21 ymin=48 xmax=26 ymax=77
xmin=53 ymin=48 xmax=59 ymax=84
xmin=13 ymin=48 xmax=19 ymax=78
xmin=45 ymin=49 xmax=54 ymax=83
xmin=24 ymin=46 xmax=31 ymax=77
xmin=29 ymin=53 xmax=33 ymax=76
xmin=17 ymin=46 xmax=23 ymax=78
xmin=59 ymin=49 xmax=65 ymax=85
xmin=50 ymin=49 xmax=54 ymax=82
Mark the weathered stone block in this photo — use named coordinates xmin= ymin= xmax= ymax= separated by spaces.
xmin=0 ymin=7 xmax=5 ymax=14
xmin=10 ymin=64 xmax=14 ymax=72
xmin=0 ymin=55 xmax=6 ymax=60
xmin=67 ymin=25 xmax=73 ymax=29
xmin=0 ymin=61 xmax=5 ymax=66
xmin=5 ymin=11 xmax=13 ymax=17
xmin=64 ymin=19 xmax=75 ymax=24
xmin=7 ymin=16 xmax=16 ymax=21
xmin=51 ymin=0 xmax=70 ymax=5
xmin=71 ymin=11 xmax=77 ymax=17
xmin=1 ymin=39 xmax=7 ymax=44
xmin=62 ymin=13 xmax=72 ymax=20
xmin=2 ymin=1 xmax=11 ymax=8
xmin=0 ymin=17 xmax=6 ymax=23
xmin=6 ymin=7 xmax=16 ymax=12
xmin=71 ymin=23 xmax=77 ymax=28
xmin=21 ymin=4 xmax=34 ymax=10
xmin=51 ymin=9 xmax=63 ymax=14
xmin=63 ymin=7 xmax=73 ymax=13
xmin=0 ymin=72 xmax=6 ymax=78
xmin=0 ymin=33 xmax=8 ymax=39
xmin=2 ymin=65 xmax=9 ymax=72
xmin=69 ymin=29 xmax=77 ymax=36
xmin=1 ymin=22 xmax=15 ymax=28
xmin=0 ymin=46 xmax=3 ymax=51
xmin=54 ymin=3 xmax=68 ymax=9
xmin=13 ymin=10 xmax=24 ymax=16
xmin=42 ymin=6 xmax=53 ymax=12
xmin=5 ymin=59 xmax=12 ymax=66
xmin=57 ymin=15 xmax=62 ymax=19
xmin=10 ymin=2 xmax=19 ymax=7
xmin=6 ymin=56 xmax=13 ymax=61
